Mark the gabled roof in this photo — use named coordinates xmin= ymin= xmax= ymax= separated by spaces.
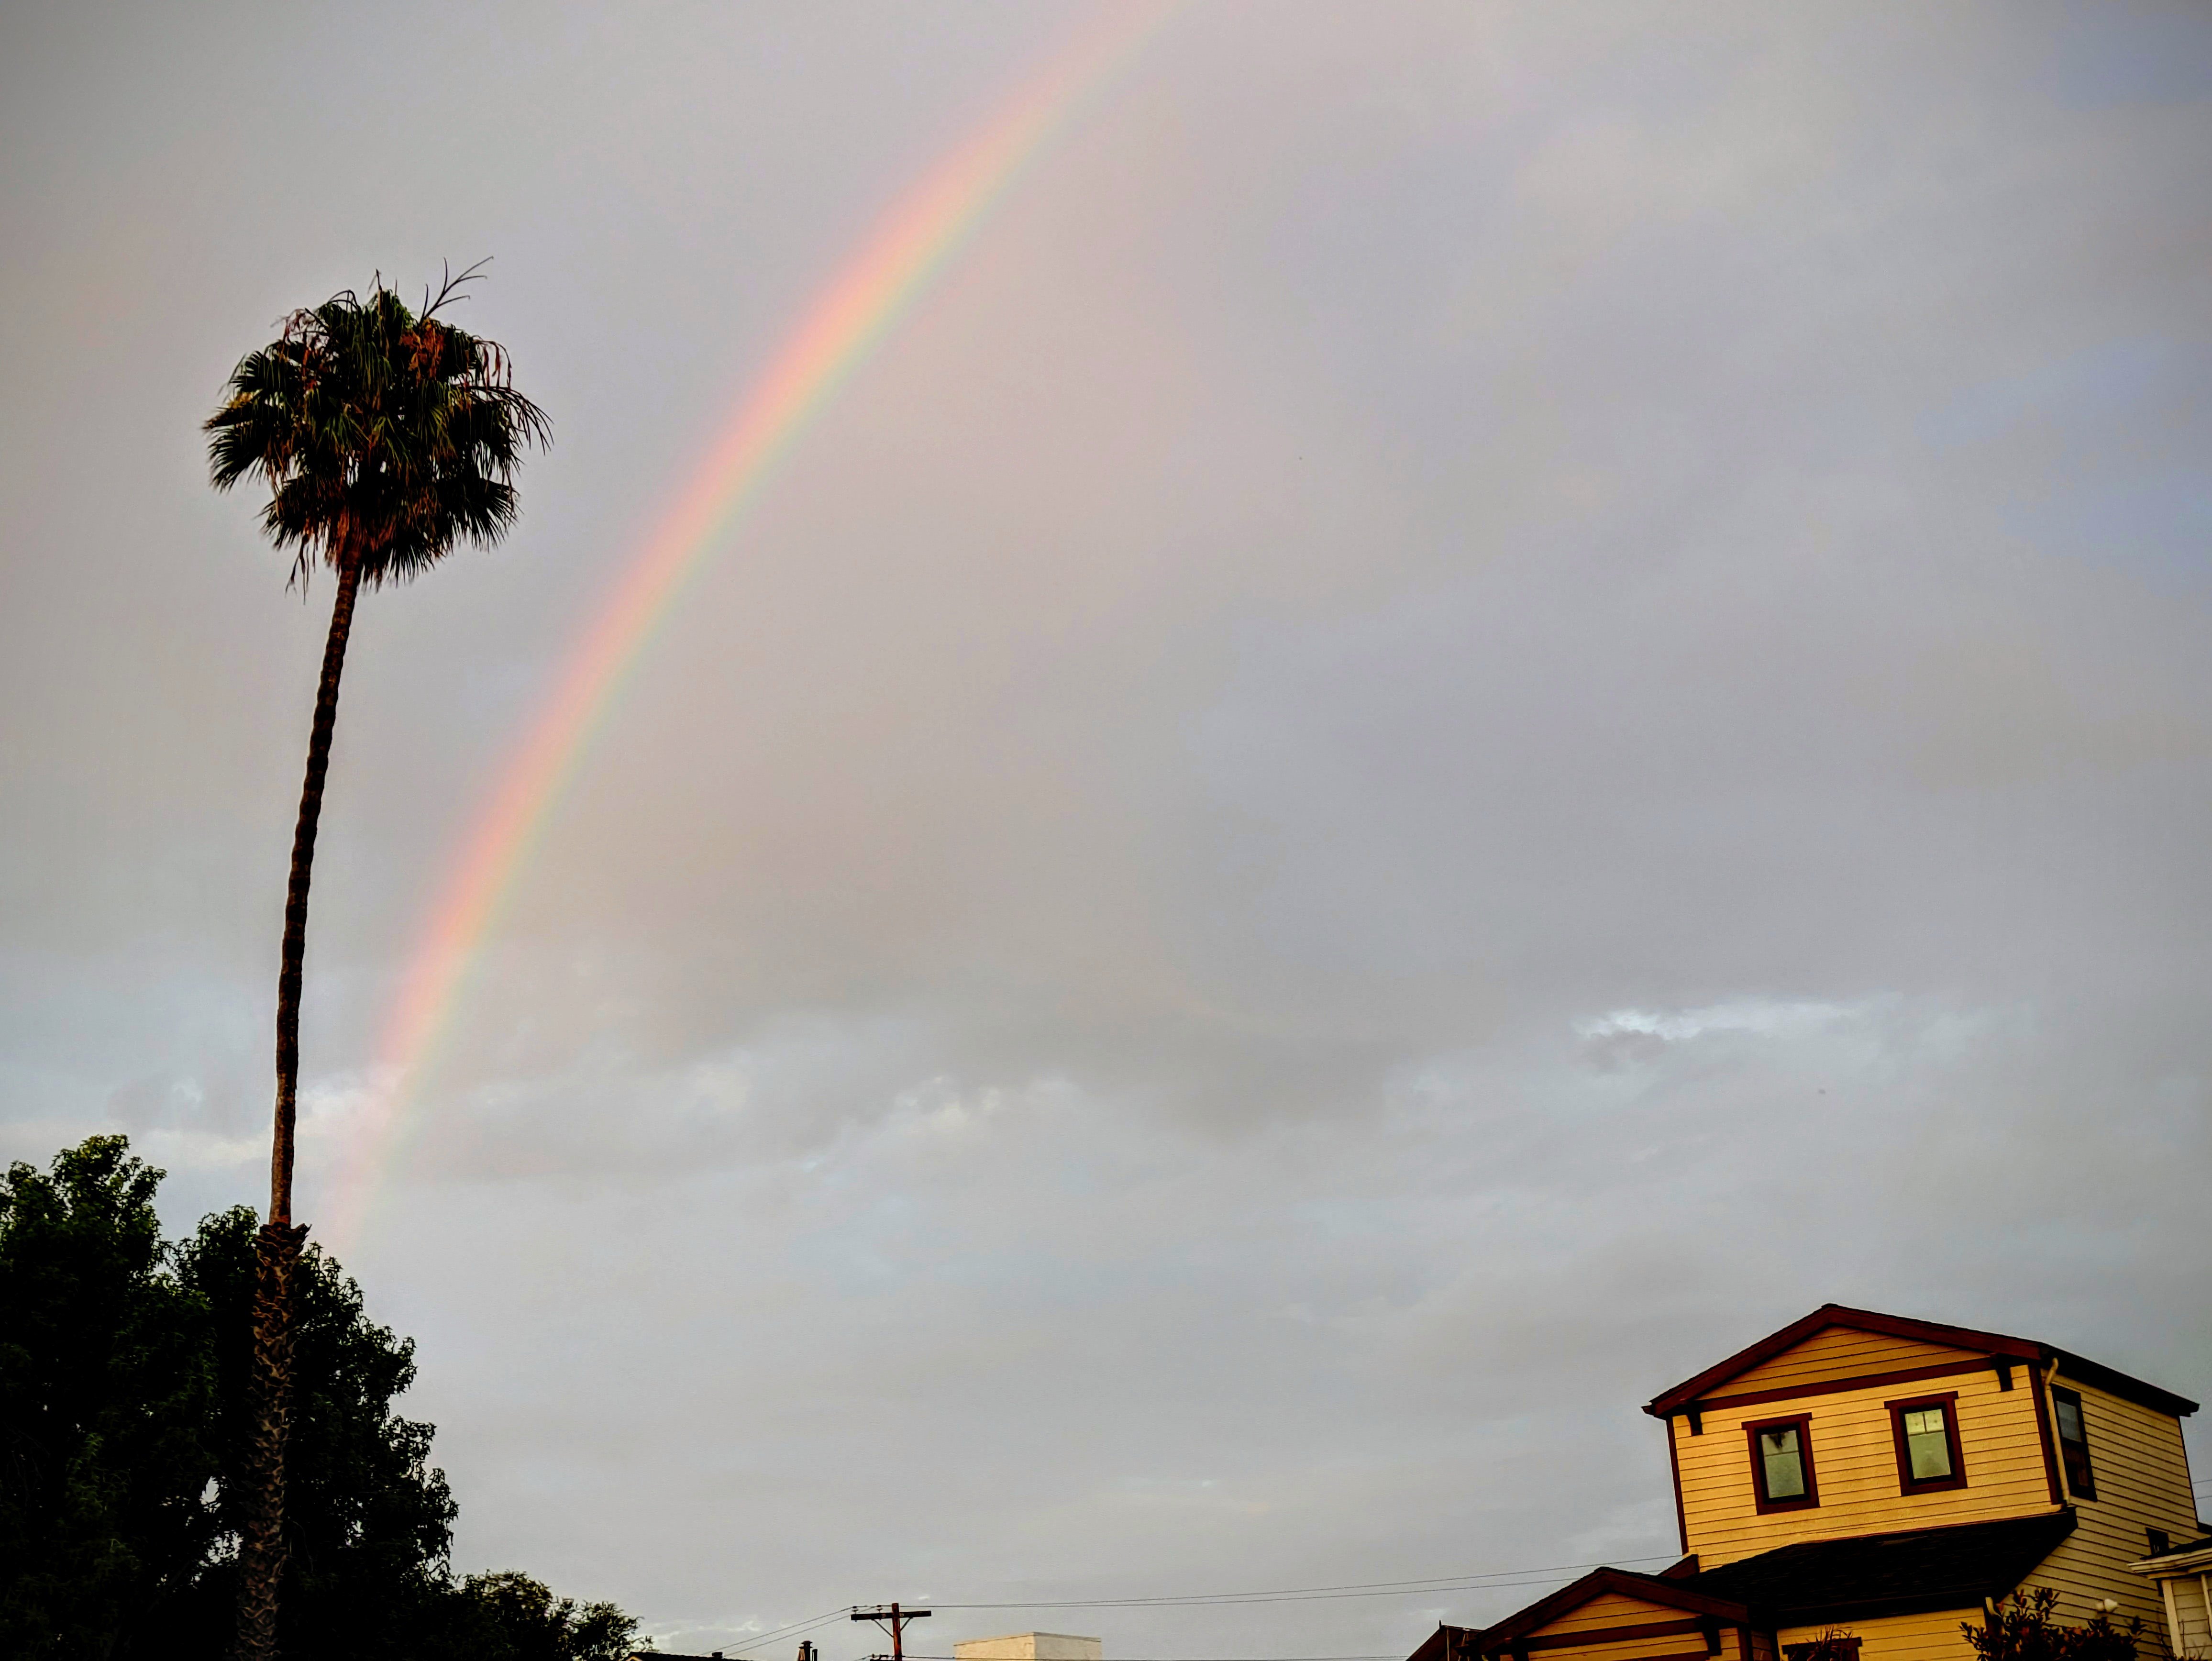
xmin=1642 ymin=1305 xmax=2197 ymax=1420
xmin=1689 ymin=1511 xmax=2078 ymax=1625
xmin=1471 ymin=1567 xmax=1751 ymax=1654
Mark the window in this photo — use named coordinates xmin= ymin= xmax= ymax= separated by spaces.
xmin=2050 ymin=1386 xmax=2096 ymax=1500
xmin=1747 ymin=1414 xmax=1819 ymax=1511
xmin=1886 ymin=1393 xmax=1967 ymax=1493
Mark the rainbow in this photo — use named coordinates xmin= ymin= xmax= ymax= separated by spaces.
xmin=324 ymin=1 xmax=1175 ymax=1247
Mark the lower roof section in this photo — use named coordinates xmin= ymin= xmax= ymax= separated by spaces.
xmin=1405 ymin=1512 xmax=2079 ymax=1661
xmin=1687 ymin=1510 xmax=2078 ymax=1627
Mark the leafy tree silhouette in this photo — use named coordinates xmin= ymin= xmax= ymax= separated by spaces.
xmin=0 ymin=1136 xmax=642 ymax=1659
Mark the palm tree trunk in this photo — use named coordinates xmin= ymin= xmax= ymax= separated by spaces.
xmin=233 ymin=549 xmax=362 ymax=1661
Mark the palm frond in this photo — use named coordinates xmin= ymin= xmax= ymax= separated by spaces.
xmin=205 ymin=270 xmax=550 ymax=589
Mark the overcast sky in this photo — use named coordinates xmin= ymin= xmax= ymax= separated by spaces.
xmin=4 ymin=1 xmax=2210 ymax=1653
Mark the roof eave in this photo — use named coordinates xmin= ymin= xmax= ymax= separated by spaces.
xmin=2048 ymin=1348 xmax=2199 ymax=1419
xmin=2128 ymin=1545 xmax=2212 ymax=1575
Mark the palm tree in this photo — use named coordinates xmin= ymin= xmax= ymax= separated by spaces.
xmin=205 ymin=267 xmax=549 ymax=1660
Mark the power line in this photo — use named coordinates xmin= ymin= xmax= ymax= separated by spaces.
xmin=707 ymin=1554 xmax=1679 ymax=1659
xmin=925 ymin=1556 xmax=1678 ymax=1610
xmin=718 ymin=1608 xmax=866 ymax=1659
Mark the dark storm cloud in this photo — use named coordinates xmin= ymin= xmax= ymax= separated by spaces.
xmin=3 ymin=3 xmax=2208 ymax=1654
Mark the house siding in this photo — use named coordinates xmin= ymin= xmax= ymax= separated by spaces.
xmin=1677 ymin=1357 xmax=2056 ymax=1566
xmin=1777 ymin=1610 xmax=1977 ymax=1661
xmin=1540 ymin=1593 xmax=1700 ymax=1634
xmin=1722 ymin=1330 xmax=1987 ymax=1399
xmin=2017 ymin=1373 xmax=2201 ymax=1641
xmin=2161 ymin=1574 xmax=2212 ymax=1660
xmin=1515 ymin=1591 xmax=1725 ymax=1661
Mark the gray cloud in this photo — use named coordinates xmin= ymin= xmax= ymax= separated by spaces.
xmin=3 ymin=1 xmax=2209 ymax=1653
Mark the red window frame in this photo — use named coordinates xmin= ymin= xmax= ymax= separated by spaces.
xmin=1746 ymin=1413 xmax=1819 ymax=1512
xmin=2050 ymin=1385 xmax=2097 ymax=1500
xmin=1886 ymin=1391 xmax=1968 ymax=1494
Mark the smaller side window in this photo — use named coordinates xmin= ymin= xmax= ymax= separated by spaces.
xmin=2051 ymin=1385 xmax=2097 ymax=1500
xmin=1886 ymin=1393 xmax=1968 ymax=1493
xmin=1747 ymin=1414 xmax=1819 ymax=1512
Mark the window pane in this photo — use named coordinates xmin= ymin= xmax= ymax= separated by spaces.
xmin=2051 ymin=1389 xmax=2096 ymax=1497
xmin=1761 ymin=1428 xmax=1805 ymax=1498
xmin=2063 ymin=1440 xmax=2094 ymax=1492
xmin=1903 ymin=1408 xmax=1952 ymax=1480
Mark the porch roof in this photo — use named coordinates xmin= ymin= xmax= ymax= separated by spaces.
xmin=1688 ymin=1510 xmax=2079 ymax=1627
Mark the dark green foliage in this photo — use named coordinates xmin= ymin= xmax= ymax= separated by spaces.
xmin=431 ymin=1571 xmax=645 ymax=1661
xmin=1964 ymin=1587 xmax=2145 ymax=1661
xmin=0 ymin=1137 xmax=219 ymax=1656
xmin=170 ymin=1207 xmax=459 ymax=1659
xmin=0 ymin=1138 xmax=644 ymax=1659
xmin=205 ymin=265 xmax=552 ymax=590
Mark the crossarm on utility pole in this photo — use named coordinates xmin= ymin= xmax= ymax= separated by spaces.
xmin=852 ymin=1603 xmax=932 ymax=1661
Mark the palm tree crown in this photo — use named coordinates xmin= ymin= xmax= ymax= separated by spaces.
xmin=206 ymin=269 xmax=551 ymax=585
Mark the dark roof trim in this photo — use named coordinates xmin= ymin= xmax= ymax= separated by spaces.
xmin=1644 ymin=1306 xmax=2196 ymax=1419
xmin=1473 ymin=1568 xmax=1750 ymax=1651
xmin=2050 ymin=1349 xmax=2199 ymax=1420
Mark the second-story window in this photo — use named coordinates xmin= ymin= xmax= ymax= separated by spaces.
xmin=1902 ymin=1408 xmax=1952 ymax=1477
xmin=2051 ymin=1386 xmax=2097 ymax=1500
xmin=1887 ymin=1393 xmax=1967 ymax=1493
xmin=1747 ymin=1414 xmax=1818 ymax=1511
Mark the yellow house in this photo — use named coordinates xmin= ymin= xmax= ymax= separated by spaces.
xmin=1411 ymin=1307 xmax=2204 ymax=1661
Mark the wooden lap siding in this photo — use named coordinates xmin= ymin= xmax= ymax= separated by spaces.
xmin=1513 ymin=1593 xmax=1731 ymax=1661
xmin=1776 ymin=1611 xmax=1976 ymax=1661
xmin=1721 ymin=1331 xmax=1990 ymax=1399
xmin=2019 ymin=1375 xmax=2202 ymax=1638
xmin=1677 ymin=1362 xmax=2053 ymax=1566
xmin=2164 ymin=1575 xmax=2212 ymax=1659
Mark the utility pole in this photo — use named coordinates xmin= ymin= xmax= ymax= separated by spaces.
xmin=853 ymin=1603 xmax=931 ymax=1661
